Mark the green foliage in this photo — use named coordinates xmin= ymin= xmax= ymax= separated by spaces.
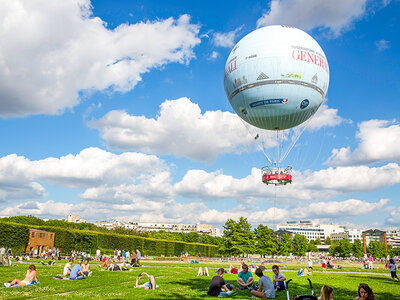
xmin=314 ymin=237 xmax=322 ymax=245
xmin=367 ymin=241 xmax=388 ymax=258
xmin=352 ymin=239 xmax=364 ymax=257
xmin=220 ymin=217 xmax=255 ymax=255
xmin=254 ymin=224 xmax=277 ymax=256
xmin=0 ymin=222 xmax=29 ymax=253
xmin=325 ymin=236 xmax=332 ymax=245
xmin=277 ymin=234 xmax=292 ymax=256
xmin=292 ymin=234 xmax=308 ymax=256
xmin=0 ymin=221 xmax=217 ymax=257
xmin=308 ymin=240 xmax=319 ymax=252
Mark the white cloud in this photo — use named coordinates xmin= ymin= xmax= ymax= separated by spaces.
xmin=91 ymin=98 xmax=344 ymax=163
xmin=90 ymin=97 xmax=250 ymax=163
xmin=213 ymin=25 xmax=244 ymax=48
xmin=375 ymin=39 xmax=390 ymax=51
xmin=208 ymin=51 xmax=219 ymax=60
xmin=0 ymin=0 xmax=200 ymax=117
xmin=296 ymin=198 xmax=389 ymax=219
xmin=307 ymin=104 xmax=345 ymax=131
xmin=327 ymin=120 xmax=400 ymax=166
xmin=0 ymin=147 xmax=167 ymax=201
xmin=386 ymin=207 xmax=400 ymax=226
xmin=257 ymin=0 xmax=367 ymax=37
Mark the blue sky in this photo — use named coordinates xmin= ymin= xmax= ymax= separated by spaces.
xmin=0 ymin=0 xmax=399 ymax=230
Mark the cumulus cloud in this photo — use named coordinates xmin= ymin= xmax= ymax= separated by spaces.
xmin=213 ymin=25 xmax=244 ymax=48
xmin=90 ymin=97 xmax=250 ymax=163
xmin=174 ymin=163 xmax=400 ymax=202
xmin=307 ymin=104 xmax=345 ymax=131
xmin=91 ymin=98 xmax=344 ymax=163
xmin=256 ymin=0 xmax=367 ymax=37
xmin=0 ymin=147 xmax=167 ymax=201
xmin=296 ymin=198 xmax=389 ymax=218
xmin=0 ymin=0 xmax=200 ymax=117
xmin=386 ymin=207 xmax=400 ymax=226
xmin=327 ymin=120 xmax=400 ymax=166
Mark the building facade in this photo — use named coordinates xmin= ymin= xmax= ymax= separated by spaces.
xmin=26 ymin=229 xmax=55 ymax=255
xmin=276 ymin=221 xmax=346 ymax=242
xmin=330 ymin=229 xmax=363 ymax=243
xmin=66 ymin=214 xmax=86 ymax=223
xmin=386 ymin=230 xmax=400 ymax=248
xmin=95 ymin=221 xmax=221 ymax=237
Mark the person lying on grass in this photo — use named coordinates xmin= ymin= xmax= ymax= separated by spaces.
xmin=108 ymin=261 xmax=130 ymax=271
xmin=197 ymin=266 xmax=209 ymax=276
xmin=237 ymin=264 xmax=255 ymax=290
xmin=135 ymin=272 xmax=157 ymax=290
xmin=207 ymin=268 xmax=233 ymax=297
xmin=250 ymin=268 xmax=275 ymax=299
xmin=70 ymin=261 xmax=86 ymax=280
xmin=4 ymin=264 xmax=38 ymax=287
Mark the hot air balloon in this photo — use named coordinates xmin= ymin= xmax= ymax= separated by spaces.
xmin=224 ymin=25 xmax=329 ymax=185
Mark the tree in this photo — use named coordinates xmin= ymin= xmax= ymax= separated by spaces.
xmin=314 ymin=237 xmax=322 ymax=245
xmin=277 ymin=234 xmax=291 ymax=256
xmin=254 ymin=224 xmax=277 ymax=256
xmin=220 ymin=218 xmax=255 ymax=256
xmin=308 ymin=240 xmax=319 ymax=252
xmin=325 ymin=237 xmax=332 ymax=245
xmin=338 ymin=238 xmax=352 ymax=257
xmin=352 ymin=239 xmax=364 ymax=258
xmin=368 ymin=241 xmax=388 ymax=258
xmin=292 ymin=234 xmax=308 ymax=256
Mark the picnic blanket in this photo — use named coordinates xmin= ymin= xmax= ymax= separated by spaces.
xmin=3 ymin=281 xmax=40 ymax=288
xmin=53 ymin=276 xmax=71 ymax=280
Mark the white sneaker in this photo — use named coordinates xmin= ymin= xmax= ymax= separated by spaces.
xmin=4 ymin=282 xmax=11 ymax=288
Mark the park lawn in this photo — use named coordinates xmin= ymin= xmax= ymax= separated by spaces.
xmin=0 ymin=260 xmax=399 ymax=299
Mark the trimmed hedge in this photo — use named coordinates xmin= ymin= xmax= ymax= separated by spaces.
xmin=0 ymin=222 xmax=217 ymax=257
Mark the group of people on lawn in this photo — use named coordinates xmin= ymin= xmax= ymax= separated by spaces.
xmin=63 ymin=258 xmax=92 ymax=280
xmin=208 ymin=263 xmax=285 ymax=298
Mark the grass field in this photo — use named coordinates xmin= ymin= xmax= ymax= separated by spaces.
xmin=0 ymin=259 xmax=399 ymax=299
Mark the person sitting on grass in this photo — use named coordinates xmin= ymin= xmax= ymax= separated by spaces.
xmin=207 ymin=268 xmax=233 ymax=297
xmin=82 ymin=258 xmax=92 ymax=277
xmin=70 ymin=261 xmax=86 ymax=280
xmin=4 ymin=264 xmax=38 ymax=288
xmin=63 ymin=259 xmax=73 ymax=276
xmin=318 ymin=285 xmax=333 ymax=300
xmin=250 ymin=268 xmax=275 ymax=299
xmin=135 ymin=272 xmax=157 ymax=290
xmin=237 ymin=264 xmax=254 ymax=290
xmin=100 ymin=256 xmax=109 ymax=268
xmin=197 ymin=266 xmax=209 ymax=276
xmin=354 ymin=283 xmax=375 ymax=300
xmin=258 ymin=262 xmax=266 ymax=271
xmin=272 ymin=265 xmax=286 ymax=291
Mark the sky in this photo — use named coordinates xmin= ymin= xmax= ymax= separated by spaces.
xmin=0 ymin=0 xmax=399 ymax=231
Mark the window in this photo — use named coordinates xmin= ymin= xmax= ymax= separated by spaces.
xmin=31 ymin=232 xmax=35 ymax=237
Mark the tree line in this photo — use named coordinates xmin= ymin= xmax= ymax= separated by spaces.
xmin=219 ymin=217 xmax=399 ymax=258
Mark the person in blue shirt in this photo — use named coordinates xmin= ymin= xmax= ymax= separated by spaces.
xmin=70 ymin=261 xmax=86 ymax=280
xmin=251 ymin=268 xmax=275 ymax=298
xmin=237 ymin=264 xmax=254 ymax=290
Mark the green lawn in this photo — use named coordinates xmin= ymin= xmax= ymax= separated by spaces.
xmin=0 ymin=260 xmax=398 ymax=299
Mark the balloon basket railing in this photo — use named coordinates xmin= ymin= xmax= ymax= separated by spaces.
xmin=261 ymin=163 xmax=292 ymax=185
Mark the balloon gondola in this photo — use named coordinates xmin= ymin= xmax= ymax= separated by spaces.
xmin=261 ymin=164 xmax=292 ymax=186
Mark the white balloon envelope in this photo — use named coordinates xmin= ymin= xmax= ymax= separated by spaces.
xmin=224 ymin=25 xmax=329 ymax=131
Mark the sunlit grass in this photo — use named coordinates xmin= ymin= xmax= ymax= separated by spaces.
xmin=0 ymin=259 xmax=398 ymax=299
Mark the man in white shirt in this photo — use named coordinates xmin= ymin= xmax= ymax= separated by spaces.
xmin=63 ymin=259 xmax=74 ymax=276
